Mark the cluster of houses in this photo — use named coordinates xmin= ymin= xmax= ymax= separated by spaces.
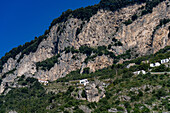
xmin=38 ymin=58 xmax=170 ymax=86
xmin=129 ymin=57 xmax=170 ymax=75
xmin=150 ymin=58 xmax=170 ymax=67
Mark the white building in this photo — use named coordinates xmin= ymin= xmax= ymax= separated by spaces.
xmin=133 ymin=70 xmax=146 ymax=75
xmin=155 ymin=62 xmax=161 ymax=67
xmin=150 ymin=63 xmax=155 ymax=67
xmin=161 ymin=59 xmax=169 ymax=64
xmin=38 ymin=79 xmax=48 ymax=85
xmin=150 ymin=62 xmax=161 ymax=67
xmin=133 ymin=71 xmax=141 ymax=75
xmin=80 ymin=79 xmax=89 ymax=86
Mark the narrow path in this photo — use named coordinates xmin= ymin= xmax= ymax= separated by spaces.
xmin=151 ymin=72 xmax=170 ymax=74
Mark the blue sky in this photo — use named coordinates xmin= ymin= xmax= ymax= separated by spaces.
xmin=0 ymin=0 xmax=100 ymax=58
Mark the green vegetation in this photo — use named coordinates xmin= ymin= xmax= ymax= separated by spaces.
xmin=0 ymin=78 xmax=85 ymax=113
xmin=36 ymin=54 xmax=60 ymax=71
xmin=55 ymin=48 xmax=169 ymax=112
xmin=0 ymin=46 xmax=169 ymax=112
xmin=50 ymin=0 xmax=166 ymax=30
xmin=99 ymin=0 xmax=146 ymax=11
xmin=0 ymin=78 xmax=48 ymax=113
xmin=123 ymin=19 xmax=133 ymax=26
xmin=132 ymin=14 xmax=138 ymax=21
xmin=49 ymin=5 xmax=99 ymax=30
xmin=152 ymin=64 xmax=170 ymax=72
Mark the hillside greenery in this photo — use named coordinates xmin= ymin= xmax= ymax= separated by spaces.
xmin=49 ymin=0 xmax=166 ymax=29
xmin=36 ymin=54 xmax=61 ymax=71
xmin=0 ymin=47 xmax=169 ymax=112
xmin=0 ymin=0 xmax=169 ymax=112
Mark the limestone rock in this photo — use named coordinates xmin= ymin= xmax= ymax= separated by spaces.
xmin=87 ymin=55 xmax=113 ymax=73
xmin=2 ymin=58 xmax=16 ymax=73
xmin=0 ymin=0 xmax=169 ymax=82
xmin=79 ymin=105 xmax=92 ymax=113
xmin=85 ymin=80 xmax=106 ymax=102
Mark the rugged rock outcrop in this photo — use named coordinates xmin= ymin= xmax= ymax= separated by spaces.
xmin=73 ymin=79 xmax=107 ymax=103
xmin=79 ymin=105 xmax=92 ymax=113
xmin=85 ymin=82 xmax=106 ymax=102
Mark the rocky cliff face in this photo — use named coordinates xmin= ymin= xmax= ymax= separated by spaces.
xmin=0 ymin=0 xmax=169 ymax=94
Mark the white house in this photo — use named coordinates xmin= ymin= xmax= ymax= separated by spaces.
xmin=150 ymin=63 xmax=155 ymax=67
xmin=141 ymin=70 xmax=146 ymax=74
xmin=161 ymin=59 xmax=169 ymax=64
xmin=38 ymin=79 xmax=48 ymax=85
xmin=133 ymin=70 xmax=146 ymax=75
xmin=133 ymin=71 xmax=141 ymax=75
xmin=155 ymin=62 xmax=161 ymax=67
xmin=150 ymin=62 xmax=161 ymax=67
xmin=80 ymin=79 xmax=89 ymax=86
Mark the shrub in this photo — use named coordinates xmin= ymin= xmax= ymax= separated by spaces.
xmin=114 ymin=41 xmax=123 ymax=46
xmin=26 ymin=77 xmax=38 ymax=83
xmin=83 ymin=67 xmax=90 ymax=74
xmin=82 ymin=90 xmax=87 ymax=98
xmin=152 ymin=64 xmax=168 ymax=72
xmin=123 ymin=19 xmax=132 ymax=26
xmin=138 ymin=90 xmax=143 ymax=97
xmin=36 ymin=54 xmax=60 ymax=71
xmin=132 ymin=14 xmax=138 ymax=21
xmin=108 ymin=44 xmax=112 ymax=49
xmin=79 ymin=45 xmax=93 ymax=56
xmin=117 ymin=106 xmax=124 ymax=111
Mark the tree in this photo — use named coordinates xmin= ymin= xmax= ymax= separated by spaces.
xmin=132 ymin=14 xmax=138 ymax=21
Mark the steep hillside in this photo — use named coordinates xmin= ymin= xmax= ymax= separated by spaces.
xmin=0 ymin=0 xmax=170 ymax=95
xmin=0 ymin=47 xmax=169 ymax=113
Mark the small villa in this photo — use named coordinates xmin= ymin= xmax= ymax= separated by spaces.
xmin=150 ymin=63 xmax=155 ymax=67
xmin=155 ymin=62 xmax=161 ymax=66
xmin=161 ymin=58 xmax=169 ymax=64
xmin=38 ymin=79 xmax=49 ymax=85
xmin=150 ymin=62 xmax=160 ymax=67
xmin=80 ymin=79 xmax=89 ymax=86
